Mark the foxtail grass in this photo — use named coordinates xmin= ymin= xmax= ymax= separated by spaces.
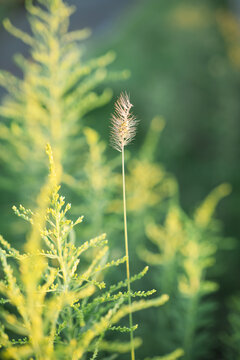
xmin=110 ymin=92 xmax=138 ymax=360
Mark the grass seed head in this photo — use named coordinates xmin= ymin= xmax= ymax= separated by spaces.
xmin=110 ymin=92 xmax=138 ymax=152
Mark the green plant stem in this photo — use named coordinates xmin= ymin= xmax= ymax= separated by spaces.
xmin=122 ymin=146 xmax=135 ymax=360
xmin=55 ymin=211 xmax=74 ymax=340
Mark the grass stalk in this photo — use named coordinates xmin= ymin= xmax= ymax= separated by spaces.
xmin=122 ymin=146 xmax=135 ymax=360
xmin=110 ymin=92 xmax=138 ymax=359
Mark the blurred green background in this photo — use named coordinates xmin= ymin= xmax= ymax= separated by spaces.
xmin=0 ymin=0 xmax=240 ymax=359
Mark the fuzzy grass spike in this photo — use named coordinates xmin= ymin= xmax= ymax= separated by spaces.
xmin=110 ymin=92 xmax=138 ymax=360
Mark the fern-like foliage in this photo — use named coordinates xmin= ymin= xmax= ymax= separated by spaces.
xmin=0 ymin=145 xmax=169 ymax=359
xmin=139 ymin=183 xmax=231 ymax=359
xmin=0 ymin=0 xmax=128 ymax=237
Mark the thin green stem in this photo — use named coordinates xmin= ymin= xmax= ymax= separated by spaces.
xmin=55 ymin=211 xmax=74 ymax=340
xmin=122 ymin=146 xmax=135 ymax=360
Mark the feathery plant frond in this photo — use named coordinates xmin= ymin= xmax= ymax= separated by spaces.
xmin=0 ymin=0 xmax=128 ymax=237
xmin=0 ymin=144 xmax=169 ymax=359
xmin=110 ymin=92 xmax=139 ymax=360
xmin=139 ymin=183 xmax=231 ymax=359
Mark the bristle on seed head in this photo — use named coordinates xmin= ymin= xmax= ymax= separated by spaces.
xmin=110 ymin=92 xmax=138 ymax=152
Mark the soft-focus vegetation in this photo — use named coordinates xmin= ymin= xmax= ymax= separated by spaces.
xmin=0 ymin=0 xmax=239 ymax=359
